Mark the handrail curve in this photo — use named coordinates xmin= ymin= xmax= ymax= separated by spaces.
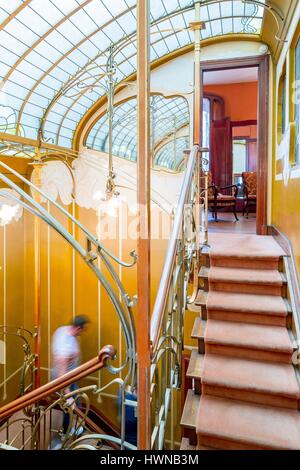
xmin=150 ymin=145 xmax=200 ymax=354
xmin=0 ymin=168 xmax=136 ymax=386
xmin=0 ymin=345 xmax=116 ymax=422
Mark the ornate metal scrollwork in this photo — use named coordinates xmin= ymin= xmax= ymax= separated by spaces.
xmin=0 ymin=326 xmax=36 ymax=396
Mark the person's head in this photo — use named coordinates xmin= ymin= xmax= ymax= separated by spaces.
xmin=71 ymin=315 xmax=90 ymax=336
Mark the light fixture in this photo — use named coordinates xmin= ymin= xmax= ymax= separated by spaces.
xmin=0 ymin=189 xmax=22 ymax=226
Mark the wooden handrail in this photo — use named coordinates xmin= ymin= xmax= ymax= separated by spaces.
xmin=150 ymin=145 xmax=200 ymax=354
xmin=0 ymin=345 xmax=116 ymax=421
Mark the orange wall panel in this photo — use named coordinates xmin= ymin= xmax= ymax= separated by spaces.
xmin=204 ymin=82 xmax=258 ymax=121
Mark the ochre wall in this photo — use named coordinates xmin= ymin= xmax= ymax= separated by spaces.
xmin=0 ymin=160 xmax=171 ymax=426
xmin=204 ymin=82 xmax=258 ymax=121
xmin=0 ymin=163 xmax=27 ymax=404
xmin=272 ymin=3 xmax=300 ymax=275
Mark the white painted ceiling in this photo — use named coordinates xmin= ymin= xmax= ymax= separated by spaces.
xmin=203 ymin=67 xmax=258 ymax=85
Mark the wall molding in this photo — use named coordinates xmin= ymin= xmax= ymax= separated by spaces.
xmin=268 ymin=224 xmax=300 ymax=341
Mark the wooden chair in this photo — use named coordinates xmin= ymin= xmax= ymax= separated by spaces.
xmin=242 ymin=171 xmax=257 ymax=218
xmin=206 ymin=171 xmax=239 ymax=222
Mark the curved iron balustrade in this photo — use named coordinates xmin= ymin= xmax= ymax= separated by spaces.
xmin=0 ymin=386 xmax=136 ymax=451
xmin=0 ymin=326 xmax=36 ymax=396
xmin=149 ymin=145 xmax=209 ymax=449
xmin=0 ymin=346 xmax=137 ymax=450
xmin=0 ymin=160 xmax=137 ymax=398
xmin=0 ymin=146 xmax=208 ymax=450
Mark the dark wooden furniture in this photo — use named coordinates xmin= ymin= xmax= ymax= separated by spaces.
xmin=242 ymin=171 xmax=257 ymax=218
xmin=206 ymin=171 xmax=239 ymax=222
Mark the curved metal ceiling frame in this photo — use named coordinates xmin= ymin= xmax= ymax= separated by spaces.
xmin=39 ymin=3 xmax=197 ymax=146
xmin=155 ymin=136 xmax=189 ymax=170
xmin=41 ymin=1 xmax=265 ymax=146
xmin=0 ymin=0 xmax=268 ymax=150
xmin=86 ymin=93 xmax=190 ymax=167
xmin=14 ymin=3 xmax=138 ymax=138
xmin=101 ymin=95 xmax=190 ymax=153
xmin=13 ymin=2 xmax=194 ymax=142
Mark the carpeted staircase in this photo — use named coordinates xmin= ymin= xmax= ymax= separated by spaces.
xmin=181 ymin=233 xmax=300 ymax=450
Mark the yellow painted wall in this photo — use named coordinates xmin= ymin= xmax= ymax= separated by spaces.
xmin=0 ymin=160 xmax=171 ymax=429
xmin=272 ymin=2 xmax=300 ymax=275
xmin=0 ymin=174 xmax=27 ymax=404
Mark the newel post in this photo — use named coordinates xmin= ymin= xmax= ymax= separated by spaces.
xmin=137 ymin=0 xmax=151 ymax=450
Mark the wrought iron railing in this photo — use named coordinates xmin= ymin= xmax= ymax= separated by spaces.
xmin=0 ymin=161 xmax=138 ymax=449
xmin=0 ymin=346 xmax=137 ymax=450
xmin=0 ymin=326 xmax=36 ymax=398
xmin=149 ymin=145 xmax=209 ymax=449
xmin=0 ymin=145 xmax=209 ymax=450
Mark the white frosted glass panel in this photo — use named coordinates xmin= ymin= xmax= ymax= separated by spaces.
xmin=0 ymin=1 xmax=22 ymax=14
xmin=61 ymin=118 xmax=77 ymax=130
xmin=0 ymin=30 xmax=28 ymax=56
xmin=50 ymin=0 xmax=80 ymax=15
xmin=57 ymin=21 xmax=86 ymax=45
xmin=58 ymin=136 xmax=72 ymax=147
xmin=25 ymin=51 xmax=54 ymax=72
xmin=0 ymin=62 xmax=11 ymax=76
xmin=5 ymin=20 xmax=39 ymax=46
xmin=43 ymin=121 xmax=59 ymax=134
xmin=210 ymin=19 xmax=223 ymax=36
xmin=221 ymin=2 xmax=233 ymax=17
xmin=84 ymin=2 xmax=111 ymax=24
xmin=30 ymin=0 xmax=65 ymax=23
xmin=222 ymin=18 xmax=234 ymax=34
xmin=0 ymin=0 xmax=264 ymax=147
xmin=233 ymin=1 xmax=245 ymax=17
xmin=16 ymin=9 xmax=50 ymax=36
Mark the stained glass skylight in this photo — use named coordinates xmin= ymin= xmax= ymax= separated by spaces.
xmin=0 ymin=1 xmax=265 ymax=150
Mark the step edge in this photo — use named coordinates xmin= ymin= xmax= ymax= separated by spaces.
xmin=186 ymin=351 xmax=205 ymax=379
xmin=205 ymin=338 xmax=293 ymax=354
xmin=180 ymin=390 xmax=200 ymax=429
xmin=201 ymin=378 xmax=300 ymax=400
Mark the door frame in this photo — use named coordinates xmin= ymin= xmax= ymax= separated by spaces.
xmin=201 ymin=55 xmax=269 ymax=235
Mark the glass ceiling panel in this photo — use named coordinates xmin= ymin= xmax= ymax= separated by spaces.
xmin=86 ymin=94 xmax=190 ymax=169
xmin=0 ymin=0 xmax=265 ymax=148
xmin=155 ymin=136 xmax=190 ymax=170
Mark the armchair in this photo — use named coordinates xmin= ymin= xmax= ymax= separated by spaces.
xmin=206 ymin=171 xmax=239 ymax=222
xmin=242 ymin=172 xmax=257 ymax=218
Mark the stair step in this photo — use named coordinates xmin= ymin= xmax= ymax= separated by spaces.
xmin=180 ymin=437 xmax=196 ymax=451
xmin=201 ymin=245 xmax=210 ymax=256
xmin=207 ymin=291 xmax=291 ymax=327
xmin=208 ymin=233 xmax=285 ymax=271
xmin=205 ymin=320 xmax=294 ymax=363
xmin=200 ymin=245 xmax=211 ymax=268
xmin=197 ymin=395 xmax=300 ymax=450
xmin=208 ymin=267 xmax=286 ymax=296
xmin=191 ymin=318 xmax=206 ymax=353
xmin=191 ymin=318 xmax=207 ymax=340
xmin=210 ymin=253 xmax=282 ymax=270
xmin=181 ymin=390 xmax=200 ymax=430
xmin=186 ymin=350 xmax=205 ymax=392
xmin=202 ymin=354 xmax=300 ymax=409
xmin=198 ymin=267 xmax=209 ymax=292
xmin=187 ymin=302 xmax=201 ymax=314
xmin=199 ymin=266 xmax=209 ymax=280
xmin=195 ymin=290 xmax=208 ymax=307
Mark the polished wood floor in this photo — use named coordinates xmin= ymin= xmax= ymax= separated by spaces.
xmin=208 ymin=211 xmax=256 ymax=234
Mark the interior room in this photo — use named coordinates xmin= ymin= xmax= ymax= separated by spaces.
xmin=203 ymin=67 xmax=258 ymax=233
